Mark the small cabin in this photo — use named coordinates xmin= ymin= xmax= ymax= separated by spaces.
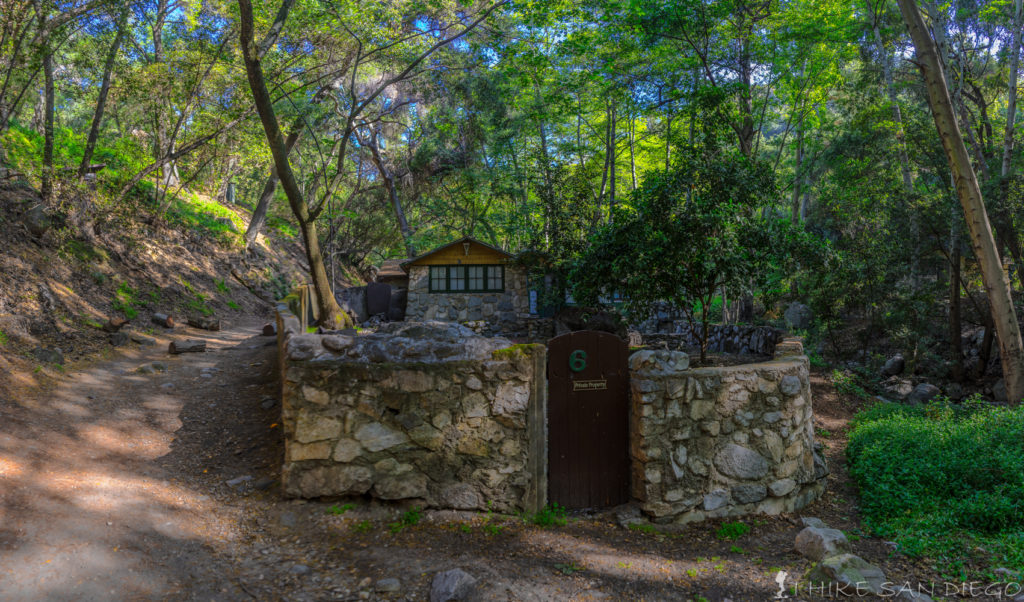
xmin=402 ymin=237 xmax=529 ymax=332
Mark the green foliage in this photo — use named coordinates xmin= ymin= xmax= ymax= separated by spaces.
xmin=715 ymin=522 xmax=750 ymax=540
xmin=628 ymin=523 xmax=657 ymax=534
xmin=113 ymin=282 xmax=140 ymax=319
xmin=529 ymin=504 xmax=567 ymax=528
xmin=571 ymin=95 xmax=830 ymax=359
xmin=185 ymin=293 xmax=214 ymax=317
xmin=0 ymin=330 xmax=7 ymax=346
xmin=162 ymin=193 xmax=244 ymax=247
xmin=227 ymin=300 xmax=240 ymax=310
xmin=353 ymin=520 xmax=373 ymax=533
xmin=554 ymin=562 xmax=583 ymax=575
xmin=847 ymin=401 xmax=1024 ymax=577
xmin=388 ymin=507 xmax=422 ymax=534
xmin=830 ymin=369 xmax=872 ymax=400
xmin=326 ymin=503 xmax=354 ymax=516
xmin=215 ymin=279 xmax=230 ymax=294
xmin=482 ymin=524 xmax=504 ymax=535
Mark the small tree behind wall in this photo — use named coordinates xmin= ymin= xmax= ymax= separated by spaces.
xmin=572 ymin=102 xmax=823 ymax=362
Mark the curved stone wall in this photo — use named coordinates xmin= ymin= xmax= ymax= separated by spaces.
xmin=275 ymin=310 xmax=548 ymax=513
xmin=629 ymin=341 xmax=827 ymax=524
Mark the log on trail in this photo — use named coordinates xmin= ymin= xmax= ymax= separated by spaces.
xmin=169 ymin=339 xmax=206 ymax=354
xmin=152 ymin=313 xmax=176 ymax=328
xmin=187 ymin=316 xmax=221 ymax=331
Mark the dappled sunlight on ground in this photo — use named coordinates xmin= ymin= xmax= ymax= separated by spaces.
xmin=0 ymin=321 xmax=269 ymax=600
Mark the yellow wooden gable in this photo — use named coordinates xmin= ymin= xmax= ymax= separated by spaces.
xmin=402 ymin=237 xmax=512 ymax=270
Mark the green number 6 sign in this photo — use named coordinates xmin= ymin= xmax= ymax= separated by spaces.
xmin=569 ymin=349 xmax=587 ymax=372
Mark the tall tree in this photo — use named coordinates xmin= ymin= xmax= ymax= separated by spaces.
xmin=896 ymin=0 xmax=1024 ymax=403
xmin=238 ymin=0 xmax=352 ymax=329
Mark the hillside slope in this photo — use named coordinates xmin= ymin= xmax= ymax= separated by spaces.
xmin=0 ymin=180 xmax=357 ymax=398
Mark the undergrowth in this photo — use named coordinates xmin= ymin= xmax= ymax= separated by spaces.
xmin=847 ymin=397 xmax=1024 ymax=579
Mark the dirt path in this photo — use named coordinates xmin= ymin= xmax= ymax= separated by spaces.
xmin=0 ymin=325 xmax=945 ymax=601
xmin=0 ymin=320 xmax=286 ymax=600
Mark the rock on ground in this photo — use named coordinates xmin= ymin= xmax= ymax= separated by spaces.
xmin=795 ymin=526 xmax=851 ymax=562
xmin=430 ymin=568 xmax=478 ymax=602
xmin=806 ymin=553 xmax=887 ymax=595
xmin=906 ymin=383 xmax=940 ymax=405
xmin=881 ymin=354 xmax=905 ymax=377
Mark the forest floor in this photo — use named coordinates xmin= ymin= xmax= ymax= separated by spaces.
xmin=0 ymin=316 xmax=956 ymax=601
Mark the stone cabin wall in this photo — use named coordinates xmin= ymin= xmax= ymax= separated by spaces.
xmin=275 ymin=309 xmax=547 ymax=513
xmin=404 ymin=265 xmax=531 ymax=337
xmin=629 ymin=339 xmax=827 ymax=524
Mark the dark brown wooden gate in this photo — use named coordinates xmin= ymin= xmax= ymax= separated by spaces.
xmin=548 ymin=330 xmax=630 ymax=509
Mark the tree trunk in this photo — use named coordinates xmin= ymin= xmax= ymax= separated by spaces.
xmin=791 ymin=115 xmax=804 ymax=222
xmin=628 ymin=114 xmax=637 ymax=191
xmin=239 ymin=0 xmax=351 ymax=330
xmin=898 ymin=0 xmax=1024 ymax=403
xmin=79 ymin=7 xmax=127 ymax=178
xmin=949 ymin=207 xmax=964 ymax=382
xmin=366 ymin=128 xmax=415 ymax=257
xmin=169 ymin=339 xmax=206 ymax=354
xmin=39 ymin=50 xmax=53 ymax=201
xmin=245 ymin=128 xmax=302 ymax=248
xmin=1001 ymin=0 xmax=1024 ymax=289
xmin=1002 ymin=0 xmax=1023 ymax=181
xmin=608 ymin=102 xmax=616 ymax=220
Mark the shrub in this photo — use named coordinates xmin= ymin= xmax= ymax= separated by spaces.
xmin=715 ymin=522 xmax=750 ymax=540
xmin=530 ymin=504 xmax=567 ymax=528
xmin=847 ymin=401 xmax=1024 ymax=577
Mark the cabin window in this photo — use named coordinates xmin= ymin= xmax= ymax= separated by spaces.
xmin=429 ymin=265 xmax=504 ymax=293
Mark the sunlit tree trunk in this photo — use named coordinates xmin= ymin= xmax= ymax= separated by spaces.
xmin=898 ymin=0 xmax=1024 ymax=402
xmin=239 ymin=0 xmax=351 ymax=329
xmin=80 ymin=7 xmax=128 ymax=178
xmin=39 ymin=50 xmax=53 ymax=201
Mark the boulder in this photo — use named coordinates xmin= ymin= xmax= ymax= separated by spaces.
xmin=109 ymin=332 xmax=129 ymax=346
xmin=805 ymin=553 xmax=886 ymax=596
xmin=906 ymin=383 xmax=941 ymax=405
xmin=779 ymin=375 xmax=802 ymax=396
xmin=32 ymin=346 xmax=64 ymax=365
xmin=713 ymin=443 xmax=769 ymax=480
xmin=784 ymin=302 xmax=813 ymax=330
xmin=795 ymin=526 xmax=851 ymax=561
xmin=731 ymin=484 xmax=767 ymax=504
xmin=881 ymin=354 xmax=905 ymax=377
xmin=430 ymin=568 xmax=479 ymax=602
xmin=882 ymin=377 xmax=914 ymax=400
xmin=373 ymin=474 xmax=428 ymax=500
xmin=22 ymin=203 xmax=51 ymax=237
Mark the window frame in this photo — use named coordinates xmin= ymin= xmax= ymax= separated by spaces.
xmin=428 ymin=265 xmax=505 ymax=293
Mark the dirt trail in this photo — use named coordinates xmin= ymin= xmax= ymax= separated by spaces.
xmin=0 ymin=324 xmax=946 ymax=601
xmin=0 ymin=320 xmax=286 ymax=601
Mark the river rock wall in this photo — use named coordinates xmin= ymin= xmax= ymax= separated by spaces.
xmin=629 ymin=340 xmax=827 ymax=524
xmin=276 ymin=309 xmax=547 ymax=512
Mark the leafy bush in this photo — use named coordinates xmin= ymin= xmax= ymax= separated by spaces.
xmin=388 ymin=506 xmax=422 ymax=534
xmin=847 ymin=401 xmax=1024 ymax=577
xmin=715 ymin=522 xmax=750 ymax=540
xmin=530 ymin=504 xmax=567 ymax=528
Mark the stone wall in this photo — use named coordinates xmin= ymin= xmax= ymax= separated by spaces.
xmin=276 ymin=314 xmax=547 ymax=513
xmin=629 ymin=340 xmax=827 ymax=524
xmin=642 ymin=323 xmax=783 ymax=357
xmin=404 ymin=265 xmax=531 ymax=337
